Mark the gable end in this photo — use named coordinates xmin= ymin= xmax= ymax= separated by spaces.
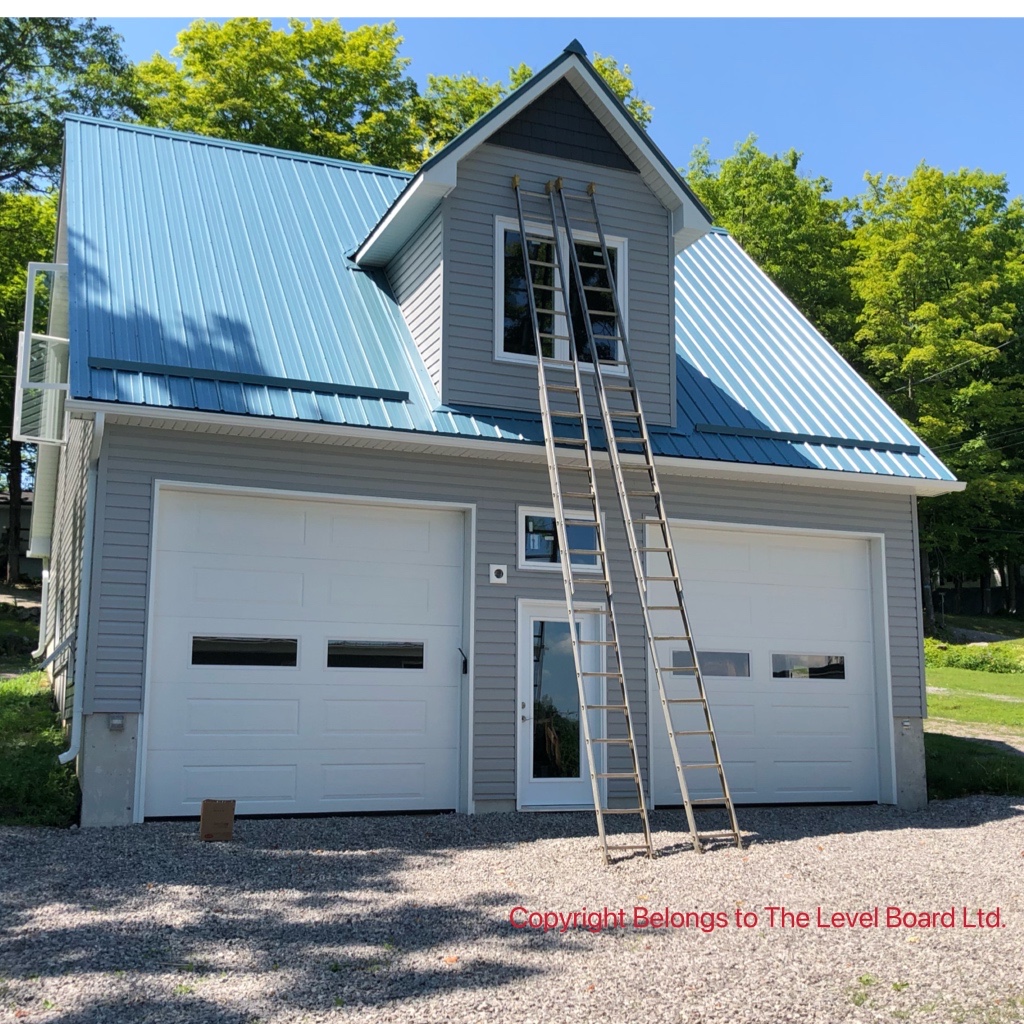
xmin=489 ymin=78 xmax=636 ymax=172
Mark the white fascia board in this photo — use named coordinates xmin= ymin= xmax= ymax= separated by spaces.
xmin=355 ymin=53 xmax=709 ymax=267
xmin=65 ymin=398 xmax=965 ymax=498
xmin=354 ymin=169 xmax=454 ymax=267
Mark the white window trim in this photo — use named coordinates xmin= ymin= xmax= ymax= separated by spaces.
xmin=517 ymin=504 xmax=602 ymax=573
xmin=493 ymin=216 xmax=628 ymax=372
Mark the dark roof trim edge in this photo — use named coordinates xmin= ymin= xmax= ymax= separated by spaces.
xmin=695 ymin=423 xmax=920 ymax=456
xmin=87 ymin=358 xmax=410 ymax=403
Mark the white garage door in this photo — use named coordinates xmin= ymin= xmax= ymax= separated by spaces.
xmin=650 ymin=525 xmax=881 ymax=805
xmin=144 ymin=488 xmax=465 ymax=817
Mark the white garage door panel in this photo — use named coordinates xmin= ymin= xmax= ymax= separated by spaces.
xmin=144 ymin=490 xmax=465 ymax=817
xmin=652 ymin=526 xmax=881 ymax=806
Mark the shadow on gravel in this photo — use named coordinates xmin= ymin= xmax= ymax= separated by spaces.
xmin=2 ymin=796 xmax=1022 ymax=1019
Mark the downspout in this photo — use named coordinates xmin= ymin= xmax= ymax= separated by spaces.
xmin=31 ymin=563 xmax=49 ymax=658
xmin=59 ymin=412 xmax=104 ymax=765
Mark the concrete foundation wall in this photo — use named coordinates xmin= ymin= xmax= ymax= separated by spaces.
xmin=79 ymin=712 xmax=139 ymax=826
xmin=893 ymin=716 xmax=928 ymax=812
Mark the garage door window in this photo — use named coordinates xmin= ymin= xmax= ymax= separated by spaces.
xmin=327 ymin=641 xmax=425 ymax=669
xmin=672 ymin=650 xmax=750 ymax=677
xmin=772 ymin=654 xmax=846 ymax=679
xmin=191 ymin=636 xmax=298 ymax=666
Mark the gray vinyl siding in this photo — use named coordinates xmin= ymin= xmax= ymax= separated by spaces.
xmin=46 ymin=416 xmax=93 ymax=717
xmin=442 ymin=143 xmax=675 ymax=426
xmin=385 ymin=210 xmax=443 ymax=393
xmin=85 ymin=423 xmax=924 ymax=804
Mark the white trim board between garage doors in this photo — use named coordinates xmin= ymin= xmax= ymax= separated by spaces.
xmin=133 ymin=481 xmax=479 ymax=823
xmin=647 ymin=519 xmax=897 ymax=807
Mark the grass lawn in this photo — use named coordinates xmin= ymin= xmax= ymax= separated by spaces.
xmin=925 ymin=733 xmax=1024 ymax=799
xmin=927 ymin=665 xmax=1024 ymax=699
xmin=0 ymin=672 xmax=79 ymax=826
xmin=943 ymin=613 xmax=1024 ymax=639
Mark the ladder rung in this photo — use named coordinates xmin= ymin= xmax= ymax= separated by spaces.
xmin=627 ymin=489 xmax=662 ymax=497
xmin=552 ymin=437 xmax=588 ymax=446
xmin=579 ymin=670 xmax=623 ymax=677
xmin=598 ymin=807 xmax=645 ymax=814
xmin=576 ymin=260 xmax=610 ymax=270
xmin=637 ymin=546 xmax=671 ymax=553
xmin=549 ymin=410 xmax=583 ymax=419
xmin=665 ymin=697 xmax=704 ymax=704
xmin=603 ymin=384 xmax=635 ymax=392
xmin=564 ymin=516 xmax=599 ymax=525
xmin=530 ymin=283 xmax=557 ymax=291
xmin=566 ymin=548 xmax=601 ymax=555
xmin=689 ymin=798 xmax=729 ymax=806
xmin=650 ymin=635 xmax=690 ymax=641
xmin=645 ymin=576 xmax=679 ymax=582
xmin=634 ymin=516 xmax=666 ymax=525
xmin=546 ymin=384 xmax=580 ymax=393
xmin=674 ymin=730 xmax=713 ymax=737
xmin=584 ymin=703 xmax=630 ymax=711
xmin=578 ymin=639 xmax=617 ymax=646
xmin=588 ymin=736 xmax=633 ymax=743
xmin=582 ymin=285 xmax=614 ymax=293
xmin=608 ymin=409 xmax=642 ymax=418
xmin=646 ymin=605 xmax=685 ymax=611
xmin=603 ymin=844 xmax=654 ymax=852
xmin=596 ymin=772 xmax=641 ymax=780
xmin=661 ymin=668 xmax=699 ymax=677
xmin=559 ymin=492 xmax=595 ymax=500
xmin=569 ymin=577 xmax=610 ymax=586
xmin=679 ymin=763 xmax=721 ymax=770
xmin=529 ymin=259 xmax=559 ymax=269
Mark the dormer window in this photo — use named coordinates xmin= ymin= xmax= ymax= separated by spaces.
xmin=495 ymin=217 xmax=627 ymax=368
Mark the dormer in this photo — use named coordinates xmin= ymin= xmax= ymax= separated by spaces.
xmin=356 ymin=41 xmax=712 ymax=428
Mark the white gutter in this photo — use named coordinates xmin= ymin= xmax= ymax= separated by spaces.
xmin=64 ymin=398 xmax=965 ymax=498
xmin=58 ymin=412 xmax=104 ymax=766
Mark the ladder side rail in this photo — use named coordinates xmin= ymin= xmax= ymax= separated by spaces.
xmin=542 ymin=187 xmax=653 ymax=853
xmin=557 ymin=183 xmax=741 ymax=849
xmin=514 ymin=178 xmax=653 ymax=861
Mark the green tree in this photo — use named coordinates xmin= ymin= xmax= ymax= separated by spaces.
xmin=134 ymin=19 xmax=421 ymax=169
xmin=0 ymin=18 xmax=136 ymax=190
xmin=849 ymin=164 xmax=1024 ymax=623
xmin=687 ymin=135 xmax=860 ymax=351
xmin=0 ymin=18 xmax=132 ymax=581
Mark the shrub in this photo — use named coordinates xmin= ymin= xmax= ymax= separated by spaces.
xmin=923 ymin=637 xmax=1023 ymax=674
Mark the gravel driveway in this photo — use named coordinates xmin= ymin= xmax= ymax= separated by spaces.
xmin=2 ymin=799 xmax=1022 ymax=1023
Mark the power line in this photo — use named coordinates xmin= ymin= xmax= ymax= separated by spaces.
xmin=886 ymin=337 xmax=1017 ymax=397
xmin=931 ymin=425 xmax=1024 ymax=453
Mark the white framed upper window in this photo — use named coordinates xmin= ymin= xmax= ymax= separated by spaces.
xmin=518 ymin=505 xmax=601 ymax=573
xmin=494 ymin=217 xmax=627 ymax=371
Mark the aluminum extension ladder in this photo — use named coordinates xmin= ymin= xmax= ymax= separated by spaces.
xmin=512 ymin=174 xmax=742 ymax=856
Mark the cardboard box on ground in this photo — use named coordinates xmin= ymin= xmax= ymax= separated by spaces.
xmin=200 ymin=799 xmax=235 ymax=841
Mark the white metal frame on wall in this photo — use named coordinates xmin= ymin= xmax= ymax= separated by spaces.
xmin=133 ymin=479 xmax=478 ymax=822
xmin=645 ymin=517 xmax=898 ymax=807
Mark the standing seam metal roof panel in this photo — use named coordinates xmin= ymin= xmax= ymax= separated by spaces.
xmin=63 ymin=116 xmax=954 ymax=483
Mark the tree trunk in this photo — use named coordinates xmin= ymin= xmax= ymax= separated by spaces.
xmin=920 ymin=545 xmax=935 ymax=634
xmin=6 ymin=440 xmax=21 ymax=584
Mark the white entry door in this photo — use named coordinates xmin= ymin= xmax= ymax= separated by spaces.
xmin=516 ymin=600 xmax=605 ymax=809
xmin=143 ymin=487 xmax=466 ymax=817
xmin=650 ymin=525 xmax=882 ymax=805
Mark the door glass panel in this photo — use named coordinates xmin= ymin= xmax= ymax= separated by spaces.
xmin=531 ymin=620 xmax=581 ymax=779
xmin=672 ymin=650 xmax=751 ymax=677
xmin=192 ymin=636 xmax=298 ymax=666
xmin=772 ymin=654 xmax=846 ymax=679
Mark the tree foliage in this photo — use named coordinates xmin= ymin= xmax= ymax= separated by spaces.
xmin=687 ymin=135 xmax=859 ymax=350
xmin=135 ymin=19 xmax=421 ymax=169
xmin=848 ymin=165 xmax=1024 ymax=597
xmin=135 ymin=20 xmax=653 ymax=170
xmin=0 ymin=18 xmax=136 ymax=190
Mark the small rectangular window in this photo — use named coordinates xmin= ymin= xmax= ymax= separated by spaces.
xmin=192 ymin=636 xmax=298 ymax=666
xmin=523 ymin=513 xmax=598 ymax=569
xmin=672 ymin=650 xmax=750 ymax=677
xmin=772 ymin=654 xmax=846 ymax=679
xmin=327 ymin=641 xmax=424 ymax=669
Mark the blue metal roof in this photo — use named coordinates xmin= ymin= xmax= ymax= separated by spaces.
xmin=63 ymin=116 xmax=954 ymax=483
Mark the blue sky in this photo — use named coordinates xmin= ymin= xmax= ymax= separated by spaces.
xmin=107 ymin=18 xmax=1024 ymax=203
